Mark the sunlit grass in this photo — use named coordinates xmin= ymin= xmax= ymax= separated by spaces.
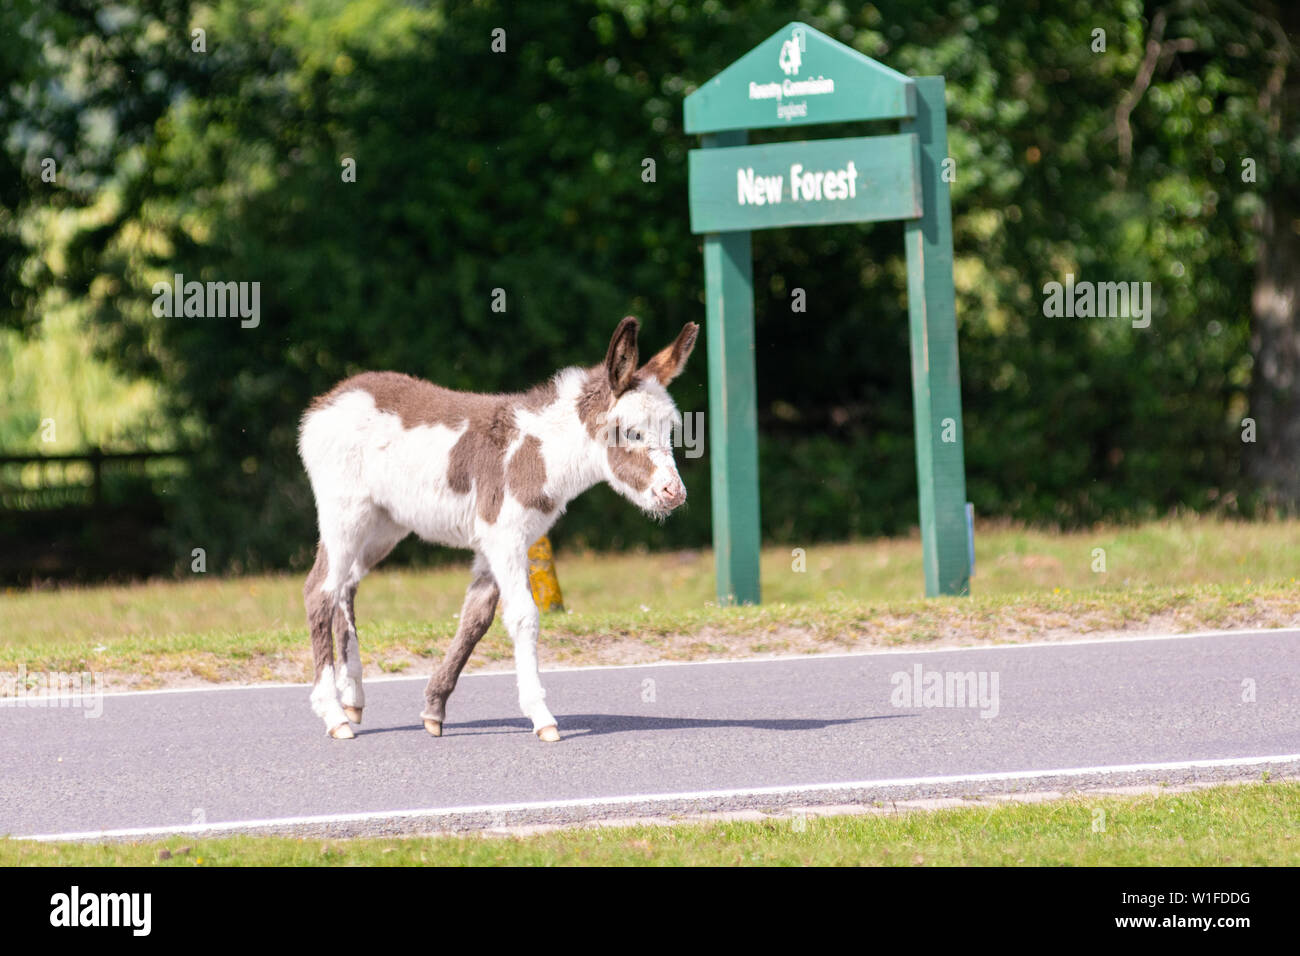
xmin=3 ymin=780 xmax=1295 ymax=866
xmin=2 ymin=517 xmax=1298 ymax=687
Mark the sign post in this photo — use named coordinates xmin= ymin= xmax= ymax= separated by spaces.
xmin=685 ymin=22 xmax=971 ymax=603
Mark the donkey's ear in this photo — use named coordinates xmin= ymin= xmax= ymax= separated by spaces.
xmin=605 ymin=316 xmax=640 ymax=396
xmin=639 ymin=322 xmax=699 ymax=386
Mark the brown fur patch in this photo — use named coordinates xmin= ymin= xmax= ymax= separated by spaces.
xmin=607 ymin=444 xmax=654 ymax=493
xmin=332 ymin=586 xmax=355 ymax=660
xmin=303 ymin=542 xmax=334 ymax=678
xmin=576 ymin=367 xmax=613 ymax=440
xmin=307 ymin=372 xmax=558 ymax=525
xmin=507 ymin=434 xmax=554 ymax=512
xmin=448 ymin=430 xmax=507 ymax=522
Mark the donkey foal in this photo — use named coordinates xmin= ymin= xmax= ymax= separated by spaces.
xmin=299 ymin=317 xmax=697 ymax=741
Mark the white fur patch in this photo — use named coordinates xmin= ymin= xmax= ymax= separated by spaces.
xmin=609 ymin=380 xmax=682 ymax=447
xmin=310 ymin=665 xmax=349 ymax=730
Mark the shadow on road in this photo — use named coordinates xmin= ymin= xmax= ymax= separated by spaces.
xmin=358 ymin=713 xmax=911 ymax=738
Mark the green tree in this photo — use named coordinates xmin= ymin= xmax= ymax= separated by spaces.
xmin=3 ymin=0 xmax=1294 ymax=576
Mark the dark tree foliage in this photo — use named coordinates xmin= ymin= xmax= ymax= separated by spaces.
xmin=2 ymin=0 xmax=1295 ymax=574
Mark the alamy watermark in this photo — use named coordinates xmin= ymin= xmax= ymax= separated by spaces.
xmin=890 ymin=664 xmax=999 ymax=718
xmin=607 ymin=411 xmax=704 ymax=459
xmin=1042 ymin=273 xmax=1152 ymax=328
xmin=50 ymin=886 xmax=150 ymax=936
xmin=152 ymin=273 xmax=260 ymax=328
xmin=1 ymin=665 xmax=104 ymax=718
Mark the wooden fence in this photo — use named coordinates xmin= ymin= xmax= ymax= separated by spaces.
xmin=0 ymin=449 xmax=190 ymax=511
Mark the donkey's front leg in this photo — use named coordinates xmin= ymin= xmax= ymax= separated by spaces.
xmin=421 ymin=555 xmax=499 ymax=737
xmin=489 ymin=547 xmax=559 ymax=742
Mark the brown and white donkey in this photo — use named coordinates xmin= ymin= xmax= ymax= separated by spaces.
xmin=299 ymin=317 xmax=697 ymax=741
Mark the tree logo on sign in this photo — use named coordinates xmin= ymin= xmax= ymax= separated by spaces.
xmin=779 ymin=28 xmax=804 ymax=76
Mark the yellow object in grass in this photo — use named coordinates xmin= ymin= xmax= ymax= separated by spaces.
xmin=527 ymin=536 xmax=565 ymax=612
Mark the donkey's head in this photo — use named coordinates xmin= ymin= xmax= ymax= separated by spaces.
xmin=579 ymin=316 xmax=699 ymax=518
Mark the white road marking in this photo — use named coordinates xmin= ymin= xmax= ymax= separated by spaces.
xmin=18 ymin=752 xmax=1300 ymax=842
xmin=3 ymin=626 xmax=1296 ymax=703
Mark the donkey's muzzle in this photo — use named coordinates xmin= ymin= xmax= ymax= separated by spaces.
xmin=653 ymin=478 xmax=687 ymax=511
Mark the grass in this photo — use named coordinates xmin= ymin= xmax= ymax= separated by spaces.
xmin=2 ymin=516 xmax=1299 ymax=690
xmin=3 ymin=780 xmax=1296 ymax=866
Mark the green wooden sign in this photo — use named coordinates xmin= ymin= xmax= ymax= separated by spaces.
xmin=688 ymin=134 xmax=922 ymax=233
xmin=684 ymin=23 xmax=916 ymax=133
xmin=685 ymin=23 xmax=972 ymax=604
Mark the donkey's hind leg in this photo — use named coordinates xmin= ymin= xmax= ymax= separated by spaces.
xmin=305 ymin=541 xmax=352 ymax=738
xmin=332 ymin=515 xmax=407 ymax=726
xmin=333 ymin=587 xmax=362 ymax=724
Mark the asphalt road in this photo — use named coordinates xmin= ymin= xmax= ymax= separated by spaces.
xmin=3 ymin=629 xmax=1298 ymax=839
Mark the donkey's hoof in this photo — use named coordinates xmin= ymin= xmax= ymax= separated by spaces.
xmin=328 ymin=723 xmax=355 ymax=740
xmin=423 ymin=719 xmax=443 ymax=737
xmin=536 ymin=725 xmax=561 ymax=743
xmin=343 ymin=706 xmax=363 ymax=724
